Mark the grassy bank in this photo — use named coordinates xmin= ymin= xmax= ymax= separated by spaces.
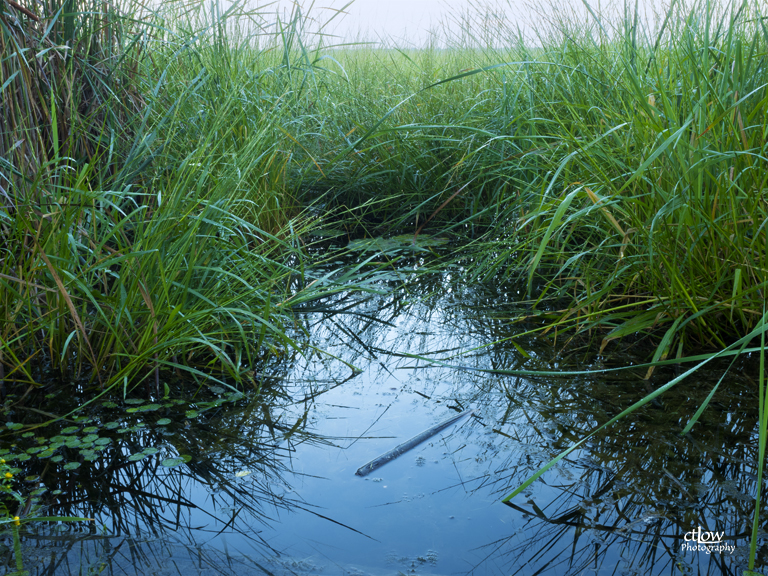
xmin=2 ymin=0 xmax=767 ymax=383
xmin=0 ymin=0 xmax=379 ymax=395
xmin=285 ymin=0 xmax=768 ymax=362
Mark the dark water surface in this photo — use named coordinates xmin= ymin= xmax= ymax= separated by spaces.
xmin=1 ymin=276 xmax=764 ymax=575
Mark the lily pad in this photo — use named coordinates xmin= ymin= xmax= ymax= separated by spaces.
xmin=161 ymin=457 xmax=187 ymax=468
xmin=156 ymin=418 xmax=172 ymax=426
xmin=141 ymin=447 xmax=160 ymax=455
xmin=128 ymin=453 xmax=146 ymax=462
xmin=63 ymin=462 xmax=80 ymax=470
xmin=347 ymin=234 xmax=448 ymax=255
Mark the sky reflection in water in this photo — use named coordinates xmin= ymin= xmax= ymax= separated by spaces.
xmin=6 ymin=277 xmax=763 ymax=575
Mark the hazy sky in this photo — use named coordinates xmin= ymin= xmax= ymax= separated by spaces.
xmin=256 ymin=0 xmax=536 ymax=46
xmin=252 ymin=0 xmax=664 ymax=47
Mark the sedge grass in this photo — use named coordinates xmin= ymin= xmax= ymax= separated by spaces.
xmin=0 ymin=0 xmax=385 ymax=395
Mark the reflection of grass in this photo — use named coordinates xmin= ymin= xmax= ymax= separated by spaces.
xmin=271 ymin=280 xmax=768 ymax=574
xmin=479 ymin=364 xmax=763 ymax=575
xmin=0 ymin=383 xmax=324 ymax=573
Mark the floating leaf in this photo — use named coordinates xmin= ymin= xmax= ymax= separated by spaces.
xmin=94 ymin=438 xmax=111 ymax=446
xmin=347 ymin=234 xmax=448 ymax=255
xmin=124 ymin=399 xmax=144 ymax=405
xmin=82 ymin=426 xmax=99 ymax=433
xmin=6 ymin=423 xmax=23 ymax=430
xmin=185 ymin=410 xmax=199 ymax=419
xmin=102 ymin=402 xmax=118 ymax=409
xmin=26 ymin=446 xmax=46 ymax=454
xmin=156 ymin=418 xmax=172 ymax=426
xmin=51 ymin=456 xmax=63 ymax=463
xmin=65 ymin=438 xmax=81 ymax=448
xmin=24 ymin=475 xmax=40 ymax=482
xmin=16 ymin=454 xmax=30 ymax=462
xmin=79 ymin=449 xmax=95 ymax=459
xmin=141 ymin=447 xmax=159 ymax=456
xmin=128 ymin=453 xmax=145 ymax=462
xmin=63 ymin=462 xmax=80 ymax=470
xmin=235 ymin=470 xmax=251 ymax=478
xmin=161 ymin=457 xmax=186 ymax=468
xmin=21 ymin=432 xmax=34 ymax=438
xmin=104 ymin=422 xmax=120 ymax=430
xmin=61 ymin=427 xmax=79 ymax=435
xmin=209 ymin=386 xmax=225 ymax=394
xmin=38 ymin=450 xmax=55 ymax=459
xmin=50 ymin=435 xmax=67 ymax=443
xmin=82 ymin=435 xmax=99 ymax=444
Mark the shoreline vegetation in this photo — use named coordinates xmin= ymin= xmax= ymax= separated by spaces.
xmin=2 ymin=0 xmax=765 ymax=395
xmin=1 ymin=0 xmax=768 ymax=568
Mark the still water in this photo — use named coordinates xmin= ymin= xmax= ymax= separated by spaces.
xmin=1 ymin=273 xmax=763 ymax=575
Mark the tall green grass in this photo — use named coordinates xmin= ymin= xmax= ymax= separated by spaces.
xmin=0 ymin=0 xmax=377 ymax=395
xmin=287 ymin=0 xmax=768 ymax=359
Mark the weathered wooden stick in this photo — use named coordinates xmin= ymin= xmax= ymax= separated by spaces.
xmin=355 ymin=408 xmax=474 ymax=477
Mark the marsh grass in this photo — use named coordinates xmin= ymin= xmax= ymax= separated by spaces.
xmin=281 ymin=0 xmax=768 ymax=360
xmin=0 ymin=0 xmax=385 ymax=395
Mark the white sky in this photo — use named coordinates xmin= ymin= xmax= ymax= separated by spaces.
xmin=248 ymin=0 xmax=556 ymax=47
xmin=246 ymin=0 xmax=669 ymax=48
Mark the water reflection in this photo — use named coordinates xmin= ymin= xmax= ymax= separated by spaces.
xmin=1 ymin=272 xmax=765 ymax=575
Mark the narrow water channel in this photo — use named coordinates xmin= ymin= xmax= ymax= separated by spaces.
xmin=2 ymin=273 xmax=763 ymax=575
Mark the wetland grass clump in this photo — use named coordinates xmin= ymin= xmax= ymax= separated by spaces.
xmin=466 ymin=0 xmax=768 ymax=359
xmin=0 ymin=0 xmax=373 ymax=396
xmin=291 ymin=0 xmax=768 ymax=358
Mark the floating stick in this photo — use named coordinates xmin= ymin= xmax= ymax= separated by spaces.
xmin=355 ymin=409 xmax=474 ymax=477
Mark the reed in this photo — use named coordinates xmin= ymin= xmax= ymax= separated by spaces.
xmin=288 ymin=0 xmax=768 ymax=359
xmin=0 ymin=0 xmax=375 ymax=394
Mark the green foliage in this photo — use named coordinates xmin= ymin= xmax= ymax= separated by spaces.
xmin=0 ymin=0 xmax=381 ymax=394
xmin=284 ymin=0 xmax=768 ymax=357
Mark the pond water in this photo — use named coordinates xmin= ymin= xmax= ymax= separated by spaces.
xmin=1 ymin=271 xmax=765 ymax=575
